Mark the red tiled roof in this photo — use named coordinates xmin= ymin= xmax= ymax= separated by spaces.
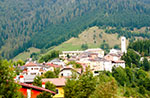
xmin=42 ymin=78 xmax=66 ymax=86
xmin=19 ymin=83 xmax=56 ymax=94
xmin=46 ymin=63 xmax=61 ymax=68
xmin=112 ymin=60 xmax=125 ymax=63
xmin=24 ymin=62 xmax=37 ymax=66
xmin=106 ymin=53 xmax=122 ymax=57
xmin=60 ymin=66 xmax=72 ymax=72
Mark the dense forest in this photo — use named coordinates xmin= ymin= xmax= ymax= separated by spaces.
xmin=105 ymin=27 xmax=150 ymax=40
xmin=128 ymin=39 xmax=150 ymax=56
xmin=0 ymin=0 xmax=150 ymax=59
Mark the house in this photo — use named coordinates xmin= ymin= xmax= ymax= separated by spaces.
xmin=59 ymin=51 xmax=83 ymax=59
xmin=105 ymin=48 xmax=123 ymax=61
xmin=59 ymin=66 xmax=82 ymax=78
xmin=49 ymin=58 xmax=65 ymax=66
xmin=19 ymin=82 xmax=56 ymax=98
xmin=85 ymin=48 xmax=104 ymax=58
xmin=87 ymin=58 xmax=112 ymax=74
xmin=109 ymin=48 xmax=122 ymax=54
xmin=112 ymin=60 xmax=125 ymax=68
xmin=44 ymin=63 xmax=62 ymax=72
xmin=42 ymin=78 xmax=66 ymax=98
xmin=22 ymin=62 xmax=44 ymax=75
xmin=77 ymin=52 xmax=99 ymax=62
xmin=104 ymin=53 xmax=122 ymax=61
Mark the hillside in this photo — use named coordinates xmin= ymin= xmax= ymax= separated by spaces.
xmin=14 ymin=25 xmax=150 ymax=61
xmin=13 ymin=26 xmax=125 ymax=61
xmin=1 ymin=0 xmax=150 ymax=59
xmin=51 ymin=26 xmax=123 ymax=51
xmin=13 ymin=47 xmax=40 ymax=61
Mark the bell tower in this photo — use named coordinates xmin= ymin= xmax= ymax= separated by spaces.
xmin=121 ymin=36 xmax=127 ymax=53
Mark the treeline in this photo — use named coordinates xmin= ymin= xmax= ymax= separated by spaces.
xmin=64 ymin=67 xmax=150 ymax=98
xmin=39 ymin=50 xmax=60 ymax=63
xmin=1 ymin=0 xmax=150 ymax=59
xmin=105 ymin=27 xmax=150 ymax=40
xmin=0 ymin=59 xmax=24 ymax=97
xmin=128 ymin=39 xmax=150 ymax=56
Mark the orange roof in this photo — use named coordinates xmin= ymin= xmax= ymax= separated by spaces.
xmin=112 ymin=60 xmax=125 ymax=63
xmin=46 ymin=63 xmax=62 ymax=68
xmin=24 ymin=62 xmax=37 ymax=66
xmin=19 ymin=83 xmax=56 ymax=94
xmin=42 ymin=78 xmax=66 ymax=86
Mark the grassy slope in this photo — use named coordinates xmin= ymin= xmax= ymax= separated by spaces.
xmin=46 ymin=26 xmax=127 ymax=54
xmin=15 ymin=26 xmax=139 ymax=60
xmin=15 ymin=26 xmax=150 ymax=60
xmin=13 ymin=47 xmax=40 ymax=61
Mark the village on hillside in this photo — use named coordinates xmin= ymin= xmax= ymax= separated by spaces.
xmin=15 ymin=36 xmax=127 ymax=98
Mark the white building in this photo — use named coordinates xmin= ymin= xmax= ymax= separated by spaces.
xmin=22 ymin=62 xmax=44 ymax=75
xmin=59 ymin=66 xmax=82 ymax=78
xmin=112 ymin=60 xmax=125 ymax=68
xmin=59 ymin=51 xmax=83 ymax=58
xmin=104 ymin=53 xmax=122 ymax=61
xmin=49 ymin=58 xmax=65 ymax=66
xmin=85 ymin=48 xmax=104 ymax=58
xmin=103 ymin=60 xmax=113 ymax=72
xmin=110 ymin=48 xmax=122 ymax=54
xmin=121 ymin=36 xmax=127 ymax=53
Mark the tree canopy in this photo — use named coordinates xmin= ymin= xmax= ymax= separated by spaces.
xmin=1 ymin=0 xmax=150 ymax=59
xmin=0 ymin=59 xmax=23 ymax=97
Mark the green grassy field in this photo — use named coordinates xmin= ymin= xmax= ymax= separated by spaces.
xmin=13 ymin=47 xmax=40 ymax=61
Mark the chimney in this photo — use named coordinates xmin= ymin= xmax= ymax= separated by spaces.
xmin=27 ymin=89 xmax=31 ymax=98
xmin=20 ymin=75 xmax=24 ymax=83
xmin=42 ymin=82 xmax=45 ymax=88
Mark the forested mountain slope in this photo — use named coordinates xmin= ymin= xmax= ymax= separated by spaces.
xmin=0 ymin=0 xmax=150 ymax=59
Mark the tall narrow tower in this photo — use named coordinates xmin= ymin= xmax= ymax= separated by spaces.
xmin=121 ymin=36 xmax=127 ymax=53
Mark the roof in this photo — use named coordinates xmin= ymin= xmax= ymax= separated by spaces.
xmin=42 ymin=78 xmax=66 ymax=86
xmin=85 ymin=48 xmax=103 ymax=51
xmin=106 ymin=53 xmax=122 ymax=57
xmin=112 ymin=60 xmax=125 ymax=63
xmin=62 ymin=51 xmax=83 ymax=54
xmin=45 ymin=63 xmax=62 ymax=68
xmin=74 ymin=68 xmax=82 ymax=74
xmin=60 ymin=67 xmax=82 ymax=74
xmin=50 ymin=58 xmax=61 ymax=62
xmin=19 ymin=83 xmax=56 ymax=94
xmin=24 ymin=62 xmax=37 ymax=67
xmin=88 ymin=57 xmax=109 ymax=62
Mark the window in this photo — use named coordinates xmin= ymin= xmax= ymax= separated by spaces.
xmin=34 ymin=68 xmax=38 ymax=70
xmin=31 ymin=73 xmax=36 ymax=75
xmin=31 ymin=68 xmax=33 ymax=70
xmin=61 ymin=73 xmax=63 ymax=76
xmin=67 ymin=73 xmax=70 ymax=76
xmin=94 ymin=71 xmax=99 ymax=74
xmin=56 ymin=89 xmax=59 ymax=94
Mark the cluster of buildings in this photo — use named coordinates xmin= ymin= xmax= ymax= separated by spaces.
xmin=16 ymin=36 xmax=127 ymax=98
xmin=59 ymin=36 xmax=126 ymax=74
